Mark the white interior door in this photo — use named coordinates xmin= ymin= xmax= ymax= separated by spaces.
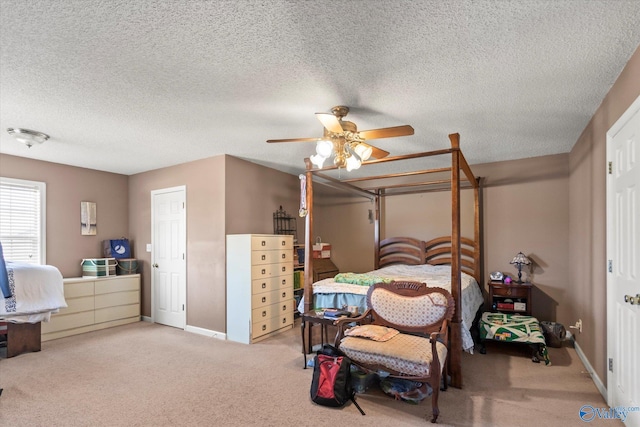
xmin=607 ymin=95 xmax=640 ymax=426
xmin=151 ymin=186 xmax=186 ymax=329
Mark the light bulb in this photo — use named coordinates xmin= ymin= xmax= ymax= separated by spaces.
xmin=316 ymin=140 xmax=333 ymax=157
xmin=354 ymin=143 xmax=372 ymax=161
xmin=346 ymin=154 xmax=361 ymax=171
xmin=310 ymin=154 xmax=326 ymax=168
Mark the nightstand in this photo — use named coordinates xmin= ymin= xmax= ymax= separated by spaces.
xmin=488 ymin=281 xmax=532 ymax=316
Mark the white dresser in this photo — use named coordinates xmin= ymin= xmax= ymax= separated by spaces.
xmin=41 ymin=274 xmax=140 ymax=341
xmin=226 ymin=234 xmax=294 ymax=344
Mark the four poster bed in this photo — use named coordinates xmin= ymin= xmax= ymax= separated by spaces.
xmin=300 ymin=133 xmax=482 ymax=388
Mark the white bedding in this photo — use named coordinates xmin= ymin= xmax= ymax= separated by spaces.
xmin=298 ymin=264 xmax=484 ymax=352
xmin=1 ymin=262 xmax=67 ymax=323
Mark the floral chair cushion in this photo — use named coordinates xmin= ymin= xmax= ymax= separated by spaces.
xmin=369 ymin=287 xmax=450 ymax=327
xmin=340 ymin=333 xmax=448 ymax=377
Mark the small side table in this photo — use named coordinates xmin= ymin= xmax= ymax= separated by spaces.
xmin=488 ymin=281 xmax=533 ymax=316
xmin=300 ymin=311 xmax=338 ymax=368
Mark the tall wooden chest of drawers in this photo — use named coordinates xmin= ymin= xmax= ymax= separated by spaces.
xmin=226 ymin=234 xmax=294 ymax=344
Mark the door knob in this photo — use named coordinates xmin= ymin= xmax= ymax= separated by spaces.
xmin=152 ymin=263 xmax=159 ymax=268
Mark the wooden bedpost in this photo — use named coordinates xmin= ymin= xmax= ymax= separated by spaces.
xmin=474 ymin=177 xmax=483 ymax=284
xmin=303 ymin=159 xmax=314 ymax=314
xmin=449 ymin=132 xmax=463 ymax=388
xmin=374 ymin=190 xmax=381 ymax=269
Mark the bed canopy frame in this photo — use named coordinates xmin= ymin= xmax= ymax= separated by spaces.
xmin=301 ymin=133 xmax=482 ymax=388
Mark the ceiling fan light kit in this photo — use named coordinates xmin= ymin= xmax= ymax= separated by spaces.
xmin=267 ymin=105 xmax=414 ymax=171
xmin=7 ymin=127 xmax=50 ymax=148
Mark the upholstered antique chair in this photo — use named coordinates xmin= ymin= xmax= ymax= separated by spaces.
xmin=334 ymin=281 xmax=454 ymax=423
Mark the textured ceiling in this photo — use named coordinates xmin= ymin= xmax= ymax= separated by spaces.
xmin=1 ymin=0 xmax=639 ymax=177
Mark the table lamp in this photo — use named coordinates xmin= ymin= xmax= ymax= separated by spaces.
xmin=510 ymin=251 xmax=531 ymax=283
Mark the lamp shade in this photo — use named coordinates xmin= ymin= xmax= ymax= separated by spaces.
xmin=510 ymin=252 xmax=531 ymax=266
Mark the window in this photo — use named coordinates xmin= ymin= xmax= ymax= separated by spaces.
xmin=0 ymin=177 xmax=46 ymax=264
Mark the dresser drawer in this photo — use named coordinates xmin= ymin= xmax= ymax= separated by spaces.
xmin=251 ymin=262 xmax=293 ymax=279
xmin=491 ymin=285 xmax=529 ymax=298
xmin=95 ymin=290 xmax=140 ymax=309
xmin=64 ymin=281 xmax=95 ymax=298
xmin=251 ymin=235 xmax=293 ymax=251
xmin=251 ymin=288 xmax=293 ymax=309
xmin=251 ymin=249 xmax=292 ymax=265
xmin=95 ymin=276 xmax=139 ymax=294
xmin=252 ymin=275 xmax=292 ymax=294
xmin=95 ymin=303 xmax=140 ymax=324
xmin=251 ymin=300 xmax=294 ymax=324
xmin=54 ymin=295 xmax=94 ymax=316
xmin=252 ymin=312 xmax=293 ymax=339
xmin=41 ymin=311 xmax=95 ymax=333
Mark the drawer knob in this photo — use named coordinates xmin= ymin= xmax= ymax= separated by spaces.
xmin=281 ymin=254 xmax=286 ymax=259
xmin=282 ymin=292 xmax=286 ymax=298
xmin=261 ymin=241 xmax=266 ymax=246
xmin=261 ymin=255 xmax=266 ymax=260
xmin=261 ymin=283 xmax=266 ymax=289
xmin=282 ymin=305 xmax=286 ymax=311
xmin=281 ymin=241 xmax=286 ymax=246
xmin=262 ymin=297 xmax=266 ymax=303
xmin=282 ymin=279 xmax=286 ymax=285
xmin=262 ymin=325 xmax=267 ymax=331
xmin=262 ymin=311 xmax=267 ymax=317
xmin=282 ymin=317 xmax=287 ymax=323
xmin=261 ymin=269 xmax=266 ymax=275
xmin=281 ymin=266 xmax=286 ymax=272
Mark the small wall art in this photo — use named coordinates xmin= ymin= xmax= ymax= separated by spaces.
xmin=80 ymin=201 xmax=97 ymax=235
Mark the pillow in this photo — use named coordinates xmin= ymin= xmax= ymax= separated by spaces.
xmin=344 ymin=324 xmax=399 ymax=342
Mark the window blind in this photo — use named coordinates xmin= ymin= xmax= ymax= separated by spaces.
xmin=0 ymin=177 xmax=46 ymax=264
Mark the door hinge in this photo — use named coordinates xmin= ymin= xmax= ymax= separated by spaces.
xmin=609 ymin=358 xmax=613 ymax=372
xmin=182 ymin=304 xmax=185 ymax=311
xmin=608 ymin=260 xmax=613 ymax=273
xmin=608 ymin=161 xmax=612 ymax=174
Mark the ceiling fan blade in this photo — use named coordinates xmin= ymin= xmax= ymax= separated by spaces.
xmin=358 ymin=125 xmax=414 ymax=140
xmin=315 ymin=113 xmax=344 ymax=134
xmin=369 ymin=145 xmax=390 ymax=159
xmin=266 ymin=137 xmax=321 ymax=143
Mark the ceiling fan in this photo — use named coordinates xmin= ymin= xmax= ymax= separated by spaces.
xmin=267 ymin=106 xmax=414 ymax=170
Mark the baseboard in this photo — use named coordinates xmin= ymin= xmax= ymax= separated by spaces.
xmin=185 ymin=324 xmax=226 ymax=340
xmin=141 ymin=317 xmax=226 ymax=340
xmin=571 ymin=335 xmax=607 ymax=401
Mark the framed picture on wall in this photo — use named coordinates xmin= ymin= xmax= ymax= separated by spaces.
xmin=81 ymin=201 xmax=97 ymax=235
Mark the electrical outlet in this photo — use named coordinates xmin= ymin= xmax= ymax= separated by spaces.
xmin=570 ymin=319 xmax=582 ymax=333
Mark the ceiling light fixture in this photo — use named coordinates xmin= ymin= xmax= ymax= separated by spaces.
xmin=7 ymin=128 xmax=50 ymax=148
xmin=309 ymin=138 xmax=373 ymax=171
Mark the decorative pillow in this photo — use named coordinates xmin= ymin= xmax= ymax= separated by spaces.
xmin=344 ymin=324 xmax=400 ymax=342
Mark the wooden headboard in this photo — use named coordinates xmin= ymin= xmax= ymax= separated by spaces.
xmin=377 ymin=236 xmax=480 ymax=283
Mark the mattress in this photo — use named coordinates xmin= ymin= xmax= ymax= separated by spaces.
xmin=1 ymin=262 xmax=67 ymax=323
xmin=298 ymin=264 xmax=484 ymax=352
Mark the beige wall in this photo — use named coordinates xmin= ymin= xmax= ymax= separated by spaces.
xmin=0 ymin=154 xmax=129 ymax=277
xmin=568 ymin=45 xmax=640 ymax=384
xmin=474 ymin=154 xmax=570 ymax=322
xmin=128 ymin=155 xmax=226 ymax=332
xmin=128 ymin=154 xmax=301 ymax=334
